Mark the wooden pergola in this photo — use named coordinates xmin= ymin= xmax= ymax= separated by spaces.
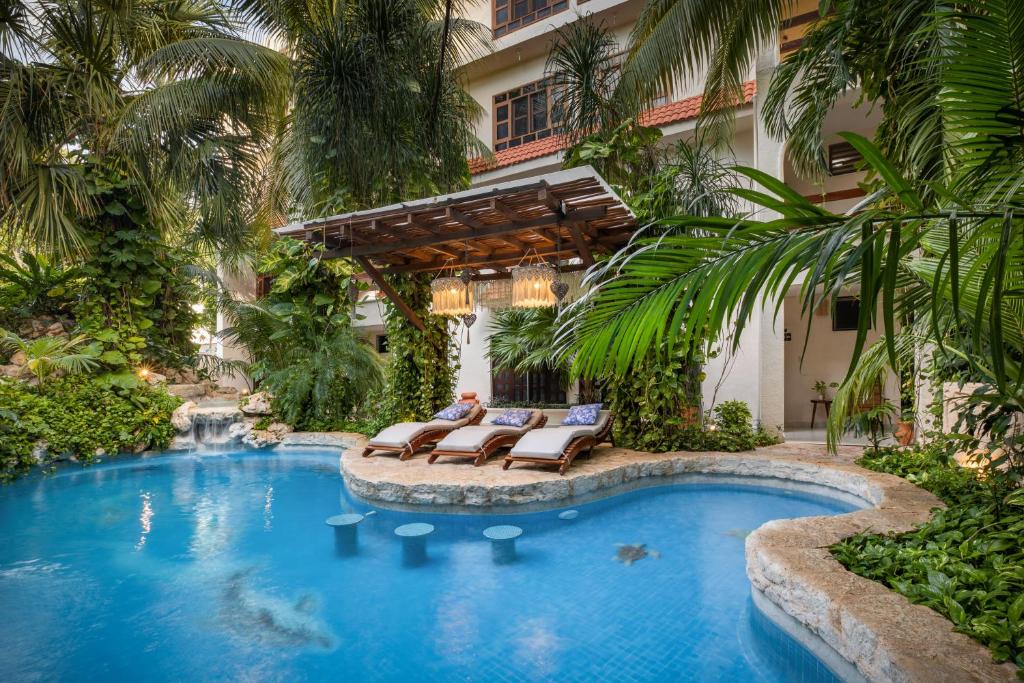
xmin=274 ymin=166 xmax=638 ymax=331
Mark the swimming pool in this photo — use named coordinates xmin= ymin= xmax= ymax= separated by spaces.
xmin=0 ymin=450 xmax=859 ymax=681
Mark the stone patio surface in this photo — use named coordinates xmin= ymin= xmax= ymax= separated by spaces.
xmin=336 ymin=438 xmax=1018 ymax=683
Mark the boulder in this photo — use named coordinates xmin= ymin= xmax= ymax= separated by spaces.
xmin=45 ymin=321 xmax=65 ymax=336
xmin=240 ymin=391 xmax=273 ymax=416
xmin=166 ymin=383 xmax=206 ymax=400
xmin=0 ymin=364 xmax=23 ymax=378
xmin=228 ymin=421 xmax=253 ymax=442
xmin=9 ymin=350 xmax=27 ymax=366
xmin=240 ymin=421 xmax=291 ymax=449
xmin=144 ymin=371 xmax=167 ymax=386
xmin=171 ymin=401 xmax=197 ymax=432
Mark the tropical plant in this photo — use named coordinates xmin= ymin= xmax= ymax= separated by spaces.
xmin=558 ymin=1 xmax=1024 ymax=469
xmin=619 ymin=0 xmax=944 ymax=181
xmin=486 ymin=307 xmax=563 ymax=375
xmin=0 ymin=376 xmax=180 ymax=480
xmin=379 ymin=273 xmax=459 ymax=422
xmin=833 ymin=443 xmax=1022 ymax=674
xmin=0 ymin=0 xmax=287 ymax=256
xmin=0 ymin=331 xmax=99 ymax=388
xmin=235 ymin=0 xmax=488 ymax=215
xmin=0 ymin=252 xmax=78 ymax=322
xmin=220 ymin=239 xmax=382 ymax=429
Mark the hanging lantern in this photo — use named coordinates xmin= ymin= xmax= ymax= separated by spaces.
xmin=430 ymin=276 xmax=473 ymax=316
xmin=511 ymin=263 xmax=556 ymax=308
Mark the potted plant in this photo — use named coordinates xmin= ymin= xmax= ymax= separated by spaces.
xmin=812 ymin=380 xmax=839 ymax=400
xmin=894 ymin=408 xmax=915 ymax=446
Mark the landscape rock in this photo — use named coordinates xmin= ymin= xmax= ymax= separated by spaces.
xmin=144 ymin=371 xmax=167 ymax=386
xmin=9 ymin=350 xmax=27 ymax=367
xmin=228 ymin=421 xmax=253 ymax=441
xmin=171 ymin=401 xmax=197 ymax=432
xmin=166 ymin=383 xmax=206 ymax=400
xmin=45 ymin=321 xmax=65 ymax=336
xmin=168 ymin=435 xmax=196 ymax=451
xmin=0 ymin=364 xmax=23 ymax=378
xmin=240 ymin=391 xmax=273 ymax=416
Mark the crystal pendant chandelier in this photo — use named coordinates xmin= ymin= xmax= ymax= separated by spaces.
xmin=511 ymin=263 xmax=556 ymax=308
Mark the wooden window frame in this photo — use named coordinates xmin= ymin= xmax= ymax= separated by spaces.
xmin=492 ymin=77 xmax=562 ymax=151
xmin=492 ymin=0 xmax=570 ymax=39
xmin=827 ymin=140 xmax=864 ymax=176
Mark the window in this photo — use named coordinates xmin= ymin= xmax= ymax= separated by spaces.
xmin=832 ymin=296 xmax=869 ymax=331
xmin=828 ymin=141 xmax=863 ymax=176
xmin=493 ymin=0 xmax=569 ymax=38
xmin=375 ymin=334 xmax=389 ymax=354
xmin=491 ymin=367 xmax=566 ymax=404
xmin=493 ymin=78 xmax=562 ymax=151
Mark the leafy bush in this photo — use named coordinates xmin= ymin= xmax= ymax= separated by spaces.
xmin=0 ymin=377 xmax=180 ymax=481
xmin=833 ymin=445 xmax=1023 ymax=675
xmin=857 ymin=441 xmax=981 ymax=504
xmin=380 ymin=273 xmax=458 ymax=422
xmin=221 ymin=238 xmax=383 ymax=430
xmin=74 ymin=169 xmax=204 ymax=370
xmin=703 ymin=400 xmax=758 ymax=451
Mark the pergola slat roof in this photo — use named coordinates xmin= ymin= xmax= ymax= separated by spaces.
xmin=275 ymin=166 xmax=637 ymax=277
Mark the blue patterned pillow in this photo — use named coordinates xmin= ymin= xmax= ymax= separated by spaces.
xmin=561 ymin=403 xmax=602 ymax=426
xmin=493 ymin=409 xmax=534 ymax=427
xmin=434 ymin=402 xmax=473 ymax=421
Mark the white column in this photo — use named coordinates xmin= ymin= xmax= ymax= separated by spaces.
xmin=752 ymin=48 xmax=787 ymax=433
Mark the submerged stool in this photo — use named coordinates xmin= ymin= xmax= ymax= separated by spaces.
xmin=326 ymin=513 xmax=366 ymax=556
xmin=395 ymin=523 xmax=434 ymax=567
xmin=483 ymin=525 xmax=523 ymax=564
xmin=557 ymin=510 xmax=579 ymax=520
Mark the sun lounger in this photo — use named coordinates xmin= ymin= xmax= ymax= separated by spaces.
xmin=361 ymin=404 xmax=486 ymax=460
xmin=502 ymin=410 xmax=613 ymax=475
xmin=427 ymin=410 xmax=547 ymax=467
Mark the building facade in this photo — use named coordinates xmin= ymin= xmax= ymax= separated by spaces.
xmin=287 ymin=0 xmax=897 ymax=438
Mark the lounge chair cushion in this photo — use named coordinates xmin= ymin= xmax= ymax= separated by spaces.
xmin=435 ymin=411 xmax=542 ymax=453
xmin=510 ymin=411 xmax=610 ymax=459
xmin=561 ymin=403 xmax=602 ymax=426
xmin=368 ymin=418 xmax=461 ymax=448
xmin=492 ymin=408 xmax=534 ymax=427
xmin=433 ymin=402 xmax=474 ymax=421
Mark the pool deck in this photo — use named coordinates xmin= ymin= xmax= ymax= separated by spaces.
xmin=338 ymin=439 xmax=1017 ymax=683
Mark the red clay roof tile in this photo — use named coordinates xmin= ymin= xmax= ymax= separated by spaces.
xmin=469 ymin=81 xmax=756 ymax=175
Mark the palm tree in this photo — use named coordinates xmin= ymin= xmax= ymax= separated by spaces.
xmin=0 ymin=0 xmax=288 ymax=256
xmin=620 ymin=0 xmax=945 ymax=183
xmin=558 ymin=0 xmax=1024 ymax=455
xmin=220 ymin=298 xmax=384 ymax=429
xmin=487 ymin=307 xmax=563 ymax=375
xmin=1 ymin=331 xmax=99 ymax=388
xmin=235 ymin=0 xmax=489 ymax=215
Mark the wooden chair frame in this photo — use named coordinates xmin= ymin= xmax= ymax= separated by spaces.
xmin=428 ymin=415 xmax=548 ymax=467
xmin=502 ymin=413 xmax=615 ymax=475
xmin=361 ymin=408 xmax=487 ymax=461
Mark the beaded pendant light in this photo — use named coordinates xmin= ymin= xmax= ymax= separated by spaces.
xmin=511 ymin=262 xmax=556 ymax=308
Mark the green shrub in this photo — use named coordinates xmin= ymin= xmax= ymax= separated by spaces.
xmin=0 ymin=377 xmax=180 ymax=481
xmin=703 ymin=400 xmax=758 ymax=452
xmin=833 ymin=444 xmax=1023 ymax=675
xmin=857 ymin=440 xmax=981 ymax=504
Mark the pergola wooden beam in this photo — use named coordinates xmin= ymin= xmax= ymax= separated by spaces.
xmin=568 ymin=223 xmax=595 ymax=266
xmin=325 ymin=205 xmax=607 ymax=259
xmin=354 ymin=255 xmax=425 ymax=331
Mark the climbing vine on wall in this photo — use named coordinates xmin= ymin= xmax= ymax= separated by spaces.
xmin=603 ymin=342 xmax=705 ymax=452
xmin=380 ymin=273 xmax=459 ymax=421
xmin=74 ymin=167 xmax=203 ymax=371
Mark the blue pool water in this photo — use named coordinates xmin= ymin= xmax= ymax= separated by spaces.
xmin=0 ymin=451 xmax=858 ymax=682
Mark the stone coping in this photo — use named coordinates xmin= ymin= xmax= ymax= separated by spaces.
xmin=341 ymin=438 xmax=1017 ymax=683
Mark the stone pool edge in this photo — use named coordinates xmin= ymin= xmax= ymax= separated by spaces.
xmin=339 ymin=440 xmax=1017 ymax=683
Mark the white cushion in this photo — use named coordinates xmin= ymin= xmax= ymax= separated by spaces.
xmin=367 ymin=404 xmax=483 ymax=448
xmin=434 ymin=410 xmax=542 ymax=453
xmin=510 ymin=413 xmax=609 ymax=459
